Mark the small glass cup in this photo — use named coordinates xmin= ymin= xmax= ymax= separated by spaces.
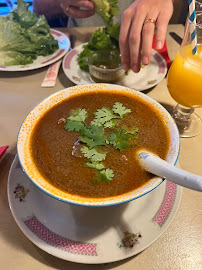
xmin=87 ymin=50 xmax=125 ymax=83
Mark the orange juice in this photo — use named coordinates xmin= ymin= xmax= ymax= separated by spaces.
xmin=167 ymin=44 xmax=202 ymax=107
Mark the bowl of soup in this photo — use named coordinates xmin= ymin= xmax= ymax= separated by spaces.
xmin=17 ymin=84 xmax=180 ymax=206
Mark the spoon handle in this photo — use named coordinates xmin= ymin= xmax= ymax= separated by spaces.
xmin=138 ymin=152 xmax=202 ymax=192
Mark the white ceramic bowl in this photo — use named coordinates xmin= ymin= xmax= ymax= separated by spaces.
xmin=17 ymin=84 xmax=180 ymax=206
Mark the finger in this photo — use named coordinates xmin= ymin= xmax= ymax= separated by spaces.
xmin=155 ymin=13 xmax=172 ymax=50
xmin=61 ymin=1 xmax=95 ymax=18
xmin=65 ymin=7 xmax=95 ymax=18
xmin=141 ymin=15 xmax=158 ymax=65
xmin=119 ymin=9 xmax=133 ymax=71
xmin=68 ymin=0 xmax=94 ymax=10
xmin=129 ymin=12 xmax=146 ymax=73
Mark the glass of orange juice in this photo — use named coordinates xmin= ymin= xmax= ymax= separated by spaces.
xmin=167 ymin=12 xmax=202 ymax=137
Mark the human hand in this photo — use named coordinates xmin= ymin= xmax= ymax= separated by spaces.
xmin=119 ymin=0 xmax=173 ymax=73
xmin=60 ymin=0 xmax=95 ymax=18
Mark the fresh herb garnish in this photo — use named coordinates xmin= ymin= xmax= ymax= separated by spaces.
xmin=107 ymin=129 xmax=133 ymax=151
xmin=64 ymin=102 xmax=139 ymax=183
xmin=79 ymin=125 xmax=106 ymax=148
xmin=92 ymin=107 xmax=118 ymax=126
xmin=64 ymin=108 xmax=88 ymax=131
xmin=92 ymin=102 xmax=131 ymax=128
xmin=64 ymin=120 xmax=84 ymax=132
xmin=85 ymin=161 xmax=105 ymax=171
xmin=112 ymin=102 xmax=131 ymax=117
xmin=81 ymin=146 xmax=107 ymax=162
xmin=68 ymin=108 xmax=88 ymax=122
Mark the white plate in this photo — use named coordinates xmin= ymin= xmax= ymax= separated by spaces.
xmin=8 ymin=155 xmax=182 ymax=264
xmin=62 ymin=44 xmax=167 ymax=91
xmin=0 ymin=29 xmax=70 ymax=72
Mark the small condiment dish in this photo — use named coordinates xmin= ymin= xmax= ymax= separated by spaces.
xmin=87 ymin=50 xmax=125 ymax=83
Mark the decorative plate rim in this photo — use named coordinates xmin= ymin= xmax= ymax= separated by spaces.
xmin=62 ymin=43 xmax=168 ymax=91
xmin=7 ymin=155 xmax=182 ymax=264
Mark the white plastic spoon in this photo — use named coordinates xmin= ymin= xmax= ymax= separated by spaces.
xmin=137 ymin=151 xmax=202 ymax=192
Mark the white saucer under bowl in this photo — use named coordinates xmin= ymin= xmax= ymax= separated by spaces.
xmin=8 ymin=155 xmax=182 ymax=264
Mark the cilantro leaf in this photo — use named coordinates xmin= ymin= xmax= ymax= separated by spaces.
xmin=103 ymin=119 xmax=118 ymax=128
xmin=105 ymin=23 xmax=120 ymax=42
xmin=64 ymin=120 xmax=84 ymax=132
xmin=63 ymin=102 xmax=139 ymax=184
xmin=93 ymin=107 xmax=119 ymax=125
xmin=90 ymin=118 xmax=102 ymax=127
xmin=91 ymin=117 xmax=118 ymax=128
xmin=77 ymin=46 xmax=92 ymax=72
xmin=93 ymin=168 xmax=114 ymax=183
xmin=130 ymin=128 xmax=139 ymax=137
xmin=112 ymin=102 xmax=131 ymax=118
xmin=81 ymin=146 xmax=107 ymax=162
xmin=100 ymin=168 xmax=114 ymax=182
xmin=79 ymin=125 xmax=106 ymax=148
xmin=68 ymin=108 xmax=88 ymax=122
xmin=92 ymin=103 xmax=131 ymax=128
xmin=108 ymin=129 xmax=132 ymax=150
xmin=85 ymin=161 xmax=105 ymax=170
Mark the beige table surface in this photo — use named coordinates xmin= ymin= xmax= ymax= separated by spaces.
xmin=0 ymin=25 xmax=201 ymax=270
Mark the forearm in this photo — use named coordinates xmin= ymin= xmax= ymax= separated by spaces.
xmin=33 ymin=0 xmax=63 ymax=19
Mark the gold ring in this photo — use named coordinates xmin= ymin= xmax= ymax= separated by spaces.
xmin=144 ymin=19 xmax=156 ymax=25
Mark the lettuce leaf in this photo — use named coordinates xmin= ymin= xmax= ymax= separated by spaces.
xmin=0 ymin=0 xmax=59 ymax=66
xmin=9 ymin=0 xmax=39 ymax=29
xmin=0 ymin=51 xmax=33 ymax=66
xmin=78 ymin=25 xmax=120 ymax=71
xmin=91 ymin=0 xmax=119 ymax=26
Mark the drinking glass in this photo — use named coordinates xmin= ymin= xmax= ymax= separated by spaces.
xmin=167 ymin=12 xmax=202 ymax=137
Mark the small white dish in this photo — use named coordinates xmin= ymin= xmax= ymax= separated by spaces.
xmin=62 ymin=44 xmax=167 ymax=91
xmin=8 ymin=155 xmax=182 ymax=264
xmin=0 ymin=29 xmax=70 ymax=72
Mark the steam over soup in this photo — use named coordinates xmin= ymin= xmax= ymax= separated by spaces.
xmin=30 ymin=91 xmax=170 ymax=198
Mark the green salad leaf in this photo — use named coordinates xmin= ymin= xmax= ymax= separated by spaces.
xmin=78 ymin=0 xmax=121 ymax=72
xmin=78 ymin=26 xmax=120 ymax=72
xmin=0 ymin=0 xmax=59 ymax=66
xmin=9 ymin=0 xmax=38 ymax=29
xmin=105 ymin=23 xmax=120 ymax=41
xmin=91 ymin=0 xmax=119 ymax=26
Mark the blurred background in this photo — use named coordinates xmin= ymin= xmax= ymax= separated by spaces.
xmin=0 ymin=0 xmax=188 ymax=26
xmin=0 ymin=0 xmax=32 ymax=15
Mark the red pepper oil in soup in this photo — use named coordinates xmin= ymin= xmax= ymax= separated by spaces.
xmin=30 ymin=92 xmax=170 ymax=198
